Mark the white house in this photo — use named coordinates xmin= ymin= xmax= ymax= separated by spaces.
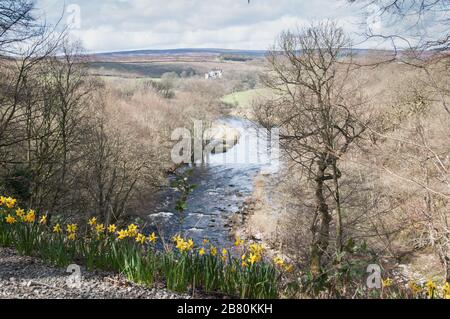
xmin=205 ymin=69 xmax=223 ymax=80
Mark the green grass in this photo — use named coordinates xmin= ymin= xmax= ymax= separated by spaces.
xmin=96 ymin=75 xmax=162 ymax=82
xmin=221 ymin=88 xmax=273 ymax=108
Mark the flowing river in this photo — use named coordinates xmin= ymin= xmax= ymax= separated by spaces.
xmin=146 ymin=116 xmax=278 ymax=246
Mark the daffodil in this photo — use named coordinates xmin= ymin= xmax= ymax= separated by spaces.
xmin=53 ymin=223 xmax=62 ymax=233
xmin=176 ymin=238 xmax=190 ymax=252
xmin=203 ymin=238 xmax=209 ymax=245
xmin=0 ymin=196 xmax=6 ymax=206
xmin=273 ymin=256 xmax=285 ymax=267
xmin=107 ymin=224 xmax=117 ymax=233
xmin=127 ymin=224 xmax=138 ymax=237
xmin=408 ymin=281 xmax=422 ymax=295
xmin=173 ymin=234 xmax=182 ymax=243
xmin=88 ymin=217 xmax=97 ymax=226
xmin=117 ymin=229 xmax=128 ymax=240
xmin=249 ymin=243 xmax=264 ymax=255
xmin=39 ymin=215 xmax=47 ymax=225
xmin=66 ymin=223 xmax=77 ymax=233
xmin=147 ymin=232 xmax=157 ymax=243
xmin=241 ymin=261 xmax=249 ymax=268
xmin=382 ymin=278 xmax=393 ymax=288
xmin=15 ymin=208 xmax=25 ymax=218
xmin=187 ymin=239 xmax=194 ymax=250
xmin=248 ymin=253 xmax=259 ymax=265
xmin=221 ymin=249 xmax=228 ymax=262
xmin=234 ymin=236 xmax=244 ymax=247
xmin=198 ymin=248 xmax=206 ymax=256
xmin=425 ymin=280 xmax=437 ymax=299
xmin=5 ymin=214 xmax=16 ymax=224
xmin=443 ymin=282 xmax=450 ymax=299
xmin=23 ymin=210 xmax=36 ymax=223
xmin=284 ymin=264 xmax=294 ymax=273
xmin=67 ymin=232 xmax=76 ymax=241
xmin=210 ymin=245 xmax=217 ymax=256
xmin=5 ymin=197 xmax=16 ymax=208
xmin=95 ymin=223 xmax=105 ymax=234
xmin=135 ymin=233 xmax=146 ymax=245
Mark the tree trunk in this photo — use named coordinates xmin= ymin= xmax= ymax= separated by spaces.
xmin=332 ymin=160 xmax=343 ymax=252
xmin=310 ymin=159 xmax=332 ymax=276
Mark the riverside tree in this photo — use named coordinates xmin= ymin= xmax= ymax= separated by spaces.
xmin=254 ymin=22 xmax=368 ymax=274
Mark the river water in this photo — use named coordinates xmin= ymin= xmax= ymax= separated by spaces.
xmin=146 ymin=116 xmax=279 ymax=246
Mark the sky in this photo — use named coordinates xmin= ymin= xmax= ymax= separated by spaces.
xmin=34 ymin=0 xmax=441 ymax=53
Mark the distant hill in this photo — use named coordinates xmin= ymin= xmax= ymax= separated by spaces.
xmin=92 ymin=48 xmax=268 ymax=58
xmin=90 ymin=48 xmax=394 ymax=60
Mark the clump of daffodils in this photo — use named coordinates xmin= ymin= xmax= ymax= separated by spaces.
xmin=0 ymin=196 xmax=17 ymax=209
xmin=172 ymin=235 xmax=194 ymax=252
xmin=66 ymin=223 xmax=78 ymax=241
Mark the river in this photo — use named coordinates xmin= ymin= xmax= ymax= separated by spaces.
xmin=146 ymin=116 xmax=279 ymax=246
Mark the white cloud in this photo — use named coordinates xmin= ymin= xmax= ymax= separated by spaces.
xmin=35 ymin=0 xmax=441 ymax=52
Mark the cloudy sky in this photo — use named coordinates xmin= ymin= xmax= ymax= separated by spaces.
xmin=34 ymin=0 xmax=437 ymax=53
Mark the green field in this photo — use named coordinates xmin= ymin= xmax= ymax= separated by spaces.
xmin=221 ymin=88 xmax=272 ymax=108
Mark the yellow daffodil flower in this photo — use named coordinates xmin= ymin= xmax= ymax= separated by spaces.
xmin=382 ymin=278 xmax=393 ymax=288
xmin=5 ymin=214 xmax=16 ymax=224
xmin=67 ymin=232 xmax=76 ymax=241
xmin=39 ymin=215 xmax=47 ymax=225
xmin=210 ymin=245 xmax=217 ymax=256
xmin=15 ymin=208 xmax=25 ymax=218
xmin=5 ymin=197 xmax=16 ymax=208
xmin=443 ymin=282 xmax=450 ymax=299
xmin=199 ymin=248 xmax=206 ymax=256
xmin=66 ymin=223 xmax=77 ymax=233
xmin=248 ymin=253 xmax=259 ymax=265
xmin=107 ymin=224 xmax=117 ymax=233
xmin=23 ymin=210 xmax=36 ymax=223
xmin=136 ymin=233 xmax=146 ymax=245
xmin=88 ymin=217 xmax=97 ymax=226
xmin=127 ymin=224 xmax=138 ymax=237
xmin=408 ymin=281 xmax=422 ymax=295
xmin=95 ymin=223 xmax=105 ymax=234
xmin=187 ymin=239 xmax=194 ymax=250
xmin=117 ymin=229 xmax=128 ymax=240
xmin=53 ymin=223 xmax=62 ymax=233
xmin=148 ymin=232 xmax=157 ymax=243
xmin=426 ymin=280 xmax=437 ymax=298
xmin=273 ymin=256 xmax=285 ymax=267
xmin=234 ymin=236 xmax=244 ymax=247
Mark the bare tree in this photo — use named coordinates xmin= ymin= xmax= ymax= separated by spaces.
xmin=348 ymin=0 xmax=450 ymax=114
xmin=254 ymin=22 xmax=368 ymax=274
xmin=0 ymin=0 xmax=42 ymax=53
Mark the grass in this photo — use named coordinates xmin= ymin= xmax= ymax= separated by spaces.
xmin=221 ymin=88 xmax=273 ymax=108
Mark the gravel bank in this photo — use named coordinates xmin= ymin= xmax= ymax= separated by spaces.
xmin=0 ymin=247 xmax=191 ymax=299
